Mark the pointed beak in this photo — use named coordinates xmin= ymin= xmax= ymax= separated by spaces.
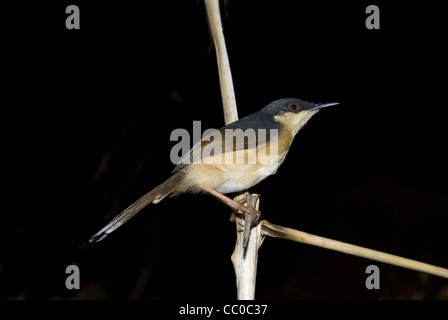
xmin=311 ymin=102 xmax=339 ymax=111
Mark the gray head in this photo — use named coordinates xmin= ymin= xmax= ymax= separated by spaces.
xmin=261 ymin=98 xmax=337 ymax=116
xmin=261 ymin=98 xmax=339 ymax=136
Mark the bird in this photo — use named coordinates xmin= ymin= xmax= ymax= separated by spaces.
xmin=89 ymin=98 xmax=338 ymax=243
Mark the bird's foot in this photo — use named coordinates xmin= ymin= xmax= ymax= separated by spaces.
xmin=230 ymin=195 xmax=261 ymax=228
xmin=207 ymin=189 xmax=260 ymax=225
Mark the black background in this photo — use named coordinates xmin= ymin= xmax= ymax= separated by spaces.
xmin=1 ymin=0 xmax=447 ymax=300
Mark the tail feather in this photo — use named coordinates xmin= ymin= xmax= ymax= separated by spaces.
xmin=89 ymin=173 xmax=182 ymax=243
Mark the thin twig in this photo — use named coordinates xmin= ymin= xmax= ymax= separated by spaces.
xmin=261 ymin=220 xmax=448 ymax=279
xmin=204 ymin=0 xmax=238 ymax=125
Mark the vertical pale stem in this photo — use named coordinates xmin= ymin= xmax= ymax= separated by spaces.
xmin=204 ymin=0 xmax=260 ymax=300
xmin=231 ymin=194 xmax=263 ymax=299
xmin=204 ymin=0 xmax=238 ymax=125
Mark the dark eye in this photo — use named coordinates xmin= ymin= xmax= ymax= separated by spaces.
xmin=288 ymin=102 xmax=299 ymax=112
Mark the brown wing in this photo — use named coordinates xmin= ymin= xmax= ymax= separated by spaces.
xmin=171 ymin=126 xmax=276 ymax=173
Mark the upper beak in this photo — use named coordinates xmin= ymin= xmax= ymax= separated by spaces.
xmin=311 ymin=102 xmax=339 ymax=110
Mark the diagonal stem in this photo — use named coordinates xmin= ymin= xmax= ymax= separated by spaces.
xmin=261 ymin=220 xmax=448 ymax=279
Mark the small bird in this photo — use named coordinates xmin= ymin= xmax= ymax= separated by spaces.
xmin=89 ymin=98 xmax=338 ymax=243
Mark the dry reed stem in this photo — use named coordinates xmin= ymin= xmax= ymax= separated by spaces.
xmin=204 ymin=0 xmax=260 ymax=299
xmin=261 ymin=220 xmax=448 ymax=279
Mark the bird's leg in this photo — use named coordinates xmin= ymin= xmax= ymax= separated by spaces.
xmin=244 ymin=193 xmax=261 ymax=227
xmin=207 ymin=189 xmax=259 ymax=218
xmin=229 ymin=192 xmax=249 ymax=222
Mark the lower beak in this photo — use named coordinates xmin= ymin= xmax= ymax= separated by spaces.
xmin=311 ymin=102 xmax=339 ymax=110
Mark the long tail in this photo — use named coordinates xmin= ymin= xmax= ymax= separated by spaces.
xmin=89 ymin=173 xmax=183 ymax=243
